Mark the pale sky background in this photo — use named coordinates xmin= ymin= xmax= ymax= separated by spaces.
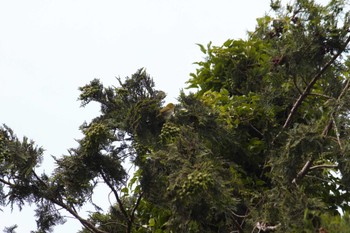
xmin=0 ymin=0 xmax=331 ymax=232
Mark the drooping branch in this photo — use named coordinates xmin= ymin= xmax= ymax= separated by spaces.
xmin=50 ymin=198 xmax=108 ymax=233
xmin=32 ymin=169 xmax=108 ymax=233
xmin=1 ymin=172 xmax=106 ymax=233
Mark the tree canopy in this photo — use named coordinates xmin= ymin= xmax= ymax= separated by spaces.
xmin=2 ymin=0 xmax=350 ymax=232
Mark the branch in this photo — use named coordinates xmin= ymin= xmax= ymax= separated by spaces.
xmin=283 ymin=34 xmax=350 ymax=129
xmin=231 ymin=216 xmax=245 ymax=233
xmin=308 ymin=93 xmax=334 ymax=100
xmin=255 ymin=222 xmax=281 ymax=232
xmin=100 ymin=171 xmax=131 ymax=224
xmin=309 ymin=164 xmax=338 ymax=170
xmin=291 ymin=61 xmax=350 ymax=185
xmin=292 ymin=159 xmax=314 ymax=185
xmin=0 ymin=169 xmax=107 ymax=233
xmin=0 ymin=177 xmax=13 ymax=186
xmin=292 ymin=75 xmax=303 ymax=94
xmin=249 ymin=123 xmax=264 ymax=137
xmin=337 ymin=77 xmax=350 ymax=100
xmin=230 ymin=210 xmax=250 ymax=219
xmin=130 ymin=192 xmax=143 ymax=224
xmin=332 ymin=116 xmax=343 ymax=150
xmin=33 ymin=172 xmax=107 ymax=233
xmin=292 ymin=117 xmax=332 ymax=185
xmin=51 ymin=198 xmax=108 ymax=233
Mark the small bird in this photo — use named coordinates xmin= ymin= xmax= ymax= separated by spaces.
xmin=159 ymin=103 xmax=175 ymax=119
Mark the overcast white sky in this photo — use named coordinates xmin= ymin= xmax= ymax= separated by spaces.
xmin=0 ymin=0 xmax=279 ymax=232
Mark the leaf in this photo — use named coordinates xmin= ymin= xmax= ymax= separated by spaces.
xmin=223 ymin=39 xmax=233 ymax=47
xmin=196 ymin=43 xmax=207 ymax=54
xmin=121 ymin=187 xmax=129 ymax=196
xmin=149 ymin=218 xmax=156 ymax=227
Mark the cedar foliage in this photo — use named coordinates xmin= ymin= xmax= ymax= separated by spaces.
xmin=2 ymin=0 xmax=350 ymax=232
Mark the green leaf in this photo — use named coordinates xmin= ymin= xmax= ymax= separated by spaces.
xmin=223 ymin=39 xmax=233 ymax=47
xmin=196 ymin=43 xmax=207 ymax=54
xmin=121 ymin=187 xmax=129 ymax=195
xmin=149 ymin=218 xmax=156 ymax=227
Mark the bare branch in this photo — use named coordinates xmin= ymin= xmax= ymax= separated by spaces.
xmin=332 ymin=116 xmax=343 ymax=150
xmin=230 ymin=210 xmax=250 ymax=219
xmin=292 ymin=159 xmax=313 ymax=185
xmin=256 ymin=222 xmax=281 ymax=232
xmin=309 ymin=93 xmax=334 ymax=100
xmin=322 ymin=120 xmax=333 ymax=137
xmin=337 ymin=78 xmax=350 ymax=100
xmin=249 ymin=123 xmax=264 ymax=136
xmin=309 ymin=164 xmax=338 ymax=170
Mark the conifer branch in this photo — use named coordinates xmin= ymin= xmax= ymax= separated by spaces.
xmin=292 ymin=71 xmax=350 ymax=185
xmin=283 ymin=34 xmax=350 ymax=129
xmin=51 ymin=198 xmax=108 ymax=233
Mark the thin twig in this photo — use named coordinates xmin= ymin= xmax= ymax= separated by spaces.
xmin=308 ymin=93 xmax=333 ymax=100
xmin=231 ymin=216 xmax=245 ymax=233
xmin=249 ymin=123 xmax=264 ymax=137
xmin=309 ymin=164 xmax=338 ymax=170
xmin=231 ymin=210 xmax=250 ymax=218
xmin=292 ymin=75 xmax=303 ymax=94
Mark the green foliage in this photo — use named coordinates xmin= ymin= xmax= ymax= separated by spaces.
xmin=2 ymin=0 xmax=350 ymax=232
xmin=185 ymin=0 xmax=350 ymax=231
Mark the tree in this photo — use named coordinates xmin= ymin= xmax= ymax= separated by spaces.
xmin=2 ymin=0 xmax=350 ymax=232
xmin=187 ymin=0 xmax=350 ymax=231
